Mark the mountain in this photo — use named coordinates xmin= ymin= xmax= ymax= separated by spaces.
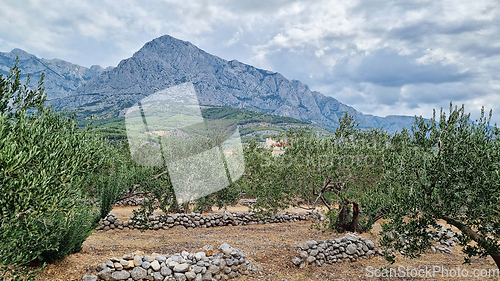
xmin=0 ymin=49 xmax=112 ymax=100
xmin=41 ymin=35 xmax=415 ymax=132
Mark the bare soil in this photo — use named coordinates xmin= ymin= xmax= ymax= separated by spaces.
xmin=35 ymin=206 xmax=499 ymax=281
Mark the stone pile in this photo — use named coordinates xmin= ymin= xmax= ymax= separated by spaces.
xmin=114 ymin=196 xmax=144 ymax=207
xmin=238 ymin=199 xmax=257 ymax=206
xmin=292 ymin=233 xmax=382 ymax=268
xmin=388 ymin=223 xmax=461 ymax=255
xmin=82 ymin=244 xmax=259 ymax=281
xmin=430 ymin=223 xmax=460 ymax=254
xmin=97 ymin=211 xmax=324 ymax=232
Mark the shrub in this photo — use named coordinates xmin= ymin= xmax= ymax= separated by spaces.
xmin=0 ymin=61 xmax=106 ymax=266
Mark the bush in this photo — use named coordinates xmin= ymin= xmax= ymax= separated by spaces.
xmin=0 ymin=61 xmax=107 ymax=266
xmin=0 ymin=109 xmax=105 ymax=265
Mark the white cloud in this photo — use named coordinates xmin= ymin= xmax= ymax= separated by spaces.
xmin=1 ymin=0 xmax=499 ymax=123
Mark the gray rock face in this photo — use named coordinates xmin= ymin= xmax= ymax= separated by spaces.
xmin=0 ymin=48 xmax=111 ymax=100
xmin=81 ymin=276 xmax=98 ymax=281
xmin=48 ymin=35 xmax=416 ymax=132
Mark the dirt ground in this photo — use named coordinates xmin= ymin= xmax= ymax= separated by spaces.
xmin=35 ymin=206 xmax=499 ymax=281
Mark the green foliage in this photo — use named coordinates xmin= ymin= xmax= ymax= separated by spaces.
xmin=130 ymin=126 xmax=242 ymax=228
xmin=0 ymin=108 xmax=104 ymax=265
xmin=0 ymin=61 xmax=108 ymax=268
xmin=240 ymin=112 xmax=391 ymax=230
xmin=378 ymin=103 xmax=500 ymax=268
xmin=81 ymin=106 xmax=326 ymax=143
xmin=0 ymin=58 xmax=46 ymax=119
xmin=238 ymin=141 xmax=297 ymax=216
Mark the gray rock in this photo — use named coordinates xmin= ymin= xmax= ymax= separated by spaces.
xmin=141 ymin=261 xmax=151 ymax=269
xmin=345 ymin=233 xmax=358 ymax=242
xmin=173 ymin=263 xmax=190 ymax=273
xmin=305 ymin=240 xmax=317 ymax=249
xmin=365 ymin=239 xmax=375 ymax=249
xmin=161 ymin=266 xmax=173 ymax=276
xmin=131 ymin=267 xmax=147 ymax=280
xmin=174 ymin=273 xmax=187 ymax=281
xmin=292 ymin=257 xmax=302 ymax=266
xmin=185 ymin=271 xmax=196 ymax=280
xmin=82 ymin=276 xmax=98 ymax=281
xmin=133 ymin=255 xmax=143 ymax=267
xmin=207 ymin=264 xmax=220 ymax=274
xmin=111 ymin=270 xmax=130 ymax=280
xmin=219 ymin=243 xmax=233 ymax=254
xmin=201 ymin=271 xmax=212 ymax=281
xmin=152 ymin=271 xmax=164 ymax=281
xmin=155 ymin=255 xmax=167 ymax=263
xmin=96 ymin=263 xmax=108 ymax=272
xmin=191 ymin=265 xmax=203 ymax=274
xmin=143 ymin=255 xmax=154 ymax=262
xmin=98 ymin=268 xmax=112 ymax=281
xmin=120 ymin=259 xmax=130 ymax=267
xmin=194 ymin=252 xmax=206 ymax=261
xmin=306 ymin=256 xmax=316 ymax=264
xmin=150 ymin=260 xmax=161 ymax=271
xmin=346 ymin=244 xmax=357 ymax=255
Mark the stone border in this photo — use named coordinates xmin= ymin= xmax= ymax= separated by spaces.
xmin=292 ymin=233 xmax=382 ymax=268
xmin=82 ymin=244 xmax=259 ymax=281
xmin=97 ymin=211 xmax=324 ymax=232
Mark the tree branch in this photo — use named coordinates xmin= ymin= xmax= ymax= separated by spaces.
xmin=119 ymin=170 xmax=169 ymax=201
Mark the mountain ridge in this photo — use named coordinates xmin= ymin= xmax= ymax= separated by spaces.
xmin=0 ymin=48 xmax=112 ymax=100
xmin=3 ymin=36 xmax=417 ymax=132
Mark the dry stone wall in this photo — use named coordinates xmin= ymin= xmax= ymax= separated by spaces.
xmin=97 ymin=211 xmax=324 ymax=232
xmin=292 ymin=233 xmax=382 ymax=268
xmin=82 ymin=244 xmax=257 ymax=281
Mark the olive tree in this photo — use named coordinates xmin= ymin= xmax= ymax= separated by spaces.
xmin=0 ymin=60 xmax=112 ymax=268
xmin=241 ymin=113 xmax=390 ymax=232
xmin=378 ymin=104 xmax=500 ymax=269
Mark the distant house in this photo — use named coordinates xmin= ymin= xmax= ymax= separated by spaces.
xmin=225 ymin=149 xmax=235 ymax=155
xmin=265 ymin=137 xmax=277 ymax=147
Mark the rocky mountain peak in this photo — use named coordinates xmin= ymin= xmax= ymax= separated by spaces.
xmin=0 ymin=49 xmax=110 ymax=100
xmin=43 ymin=34 xmax=418 ymax=132
xmin=9 ymin=48 xmax=33 ymax=60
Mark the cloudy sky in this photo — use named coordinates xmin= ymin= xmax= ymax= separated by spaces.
xmin=1 ymin=0 xmax=499 ymax=123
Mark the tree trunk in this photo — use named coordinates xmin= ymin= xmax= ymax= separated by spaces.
xmin=183 ymin=202 xmax=190 ymax=214
xmin=337 ymin=202 xmax=348 ymax=233
xmin=443 ymin=215 xmax=500 ymax=270
xmin=491 ymin=253 xmax=500 ymax=270
xmin=347 ymin=201 xmax=360 ymax=233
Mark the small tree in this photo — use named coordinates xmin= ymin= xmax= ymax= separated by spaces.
xmin=379 ymin=103 xmax=500 ymax=269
